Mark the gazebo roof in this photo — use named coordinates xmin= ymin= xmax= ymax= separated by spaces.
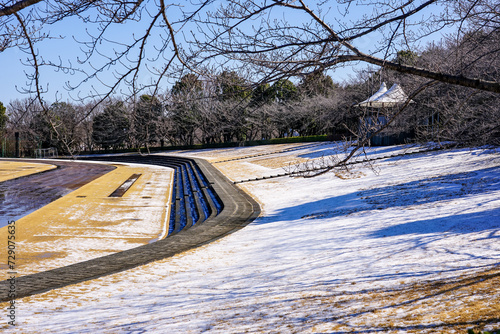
xmin=356 ymin=82 xmax=413 ymax=107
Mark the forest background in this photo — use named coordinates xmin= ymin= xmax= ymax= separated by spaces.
xmin=0 ymin=0 xmax=498 ymax=160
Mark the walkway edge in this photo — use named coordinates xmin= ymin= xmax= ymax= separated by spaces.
xmin=0 ymin=157 xmax=261 ymax=301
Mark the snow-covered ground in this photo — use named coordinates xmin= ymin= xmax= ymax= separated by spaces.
xmin=3 ymin=143 xmax=500 ymax=333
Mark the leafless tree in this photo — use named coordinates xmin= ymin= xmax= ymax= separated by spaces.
xmin=6 ymin=98 xmax=88 ymax=155
xmin=412 ymin=30 xmax=500 ymax=146
xmin=5 ymin=98 xmax=40 ymax=156
xmin=2 ymin=0 xmax=499 ymax=164
xmin=1 ymin=0 xmax=212 ymax=156
xmin=3 ymin=1 xmax=499 ymax=101
xmin=192 ymin=0 xmax=499 ymax=93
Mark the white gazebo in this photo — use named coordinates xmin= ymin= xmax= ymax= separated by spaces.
xmin=356 ymin=82 xmax=415 ymax=145
xmin=356 ymin=82 xmax=413 ymax=108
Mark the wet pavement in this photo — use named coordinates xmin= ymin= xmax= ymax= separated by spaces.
xmin=0 ymin=160 xmax=115 ymax=227
xmin=0 ymin=159 xmax=175 ymax=277
xmin=0 ymin=156 xmax=260 ymax=301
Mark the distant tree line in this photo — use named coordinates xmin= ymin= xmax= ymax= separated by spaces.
xmin=1 ymin=70 xmax=345 ymax=156
xmin=1 ymin=30 xmax=498 ymax=157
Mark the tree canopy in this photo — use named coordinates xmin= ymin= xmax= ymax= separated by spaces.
xmin=1 ymin=0 xmax=499 ymax=160
xmin=1 ymin=0 xmax=499 ymax=104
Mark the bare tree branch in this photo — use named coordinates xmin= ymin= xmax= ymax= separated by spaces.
xmin=0 ymin=0 xmax=42 ymax=17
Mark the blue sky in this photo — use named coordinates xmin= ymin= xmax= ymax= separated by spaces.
xmin=0 ymin=0 xmax=452 ymax=106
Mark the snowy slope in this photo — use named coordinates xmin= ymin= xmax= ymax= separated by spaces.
xmin=3 ymin=144 xmax=500 ymax=333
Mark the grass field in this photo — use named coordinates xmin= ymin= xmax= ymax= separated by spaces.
xmin=1 ymin=143 xmax=499 ymax=333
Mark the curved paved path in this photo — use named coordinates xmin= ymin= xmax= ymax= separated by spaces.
xmin=0 ymin=159 xmax=115 ymax=225
xmin=0 ymin=160 xmax=57 ymax=183
xmin=0 ymin=157 xmax=260 ymax=301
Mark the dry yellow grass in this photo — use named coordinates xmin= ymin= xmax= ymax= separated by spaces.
xmin=250 ymin=156 xmax=308 ymax=169
xmin=305 ymin=268 xmax=500 ymax=333
xmin=0 ymin=163 xmax=174 ymax=276
xmin=0 ymin=160 xmax=56 ymax=182
xmin=181 ymin=143 xmax=309 ymax=163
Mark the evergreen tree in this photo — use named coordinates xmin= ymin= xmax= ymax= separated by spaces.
xmin=171 ymin=73 xmax=202 ymax=96
xmin=216 ymin=71 xmax=250 ymax=101
xmin=0 ymin=102 xmax=7 ymax=135
xmin=250 ymin=83 xmax=273 ymax=106
xmin=132 ymin=95 xmax=163 ymax=151
xmin=92 ymin=101 xmax=130 ymax=150
xmin=299 ymin=72 xmax=337 ymax=97
xmin=272 ymin=79 xmax=299 ymax=103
